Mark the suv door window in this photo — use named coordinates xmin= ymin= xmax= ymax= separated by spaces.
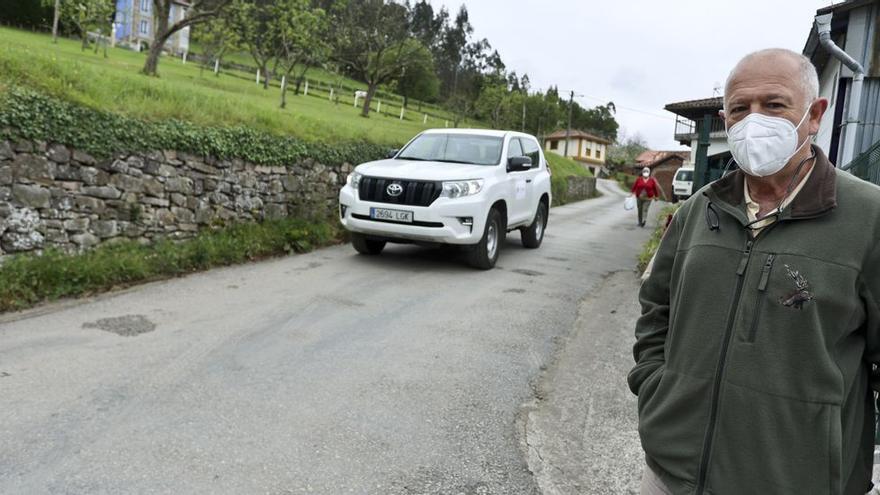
xmin=521 ymin=138 xmax=541 ymax=169
xmin=507 ymin=138 xmax=524 ymax=159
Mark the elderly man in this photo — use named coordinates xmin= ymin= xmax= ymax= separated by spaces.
xmin=629 ymin=48 xmax=880 ymax=494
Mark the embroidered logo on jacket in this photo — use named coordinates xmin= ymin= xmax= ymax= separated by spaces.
xmin=779 ymin=264 xmax=813 ymax=309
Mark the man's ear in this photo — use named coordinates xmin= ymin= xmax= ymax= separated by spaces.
xmin=809 ymin=98 xmax=829 ymax=134
xmin=718 ymin=109 xmax=727 ymax=125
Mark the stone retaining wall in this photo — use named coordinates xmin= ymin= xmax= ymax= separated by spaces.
xmin=0 ymin=139 xmax=352 ymax=256
xmin=564 ymin=176 xmax=598 ymax=202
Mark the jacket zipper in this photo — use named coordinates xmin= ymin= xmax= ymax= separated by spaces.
xmin=695 ymin=238 xmax=754 ymax=494
xmin=747 ymin=254 xmax=776 ymax=343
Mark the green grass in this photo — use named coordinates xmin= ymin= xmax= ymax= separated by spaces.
xmin=0 ymin=217 xmax=338 ymax=313
xmin=638 ymin=204 xmax=679 ymax=272
xmin=545 ymin=153 xmax=594 ymax=178
xmin=0 ymin=27 xmax=468 ymax=146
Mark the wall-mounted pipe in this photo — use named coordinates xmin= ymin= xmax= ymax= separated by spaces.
xmin=815 ymin=13 xmax=866 ymax=170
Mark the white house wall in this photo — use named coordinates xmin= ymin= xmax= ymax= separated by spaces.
xmin=816 ymin=56 xmax=841 ymax=154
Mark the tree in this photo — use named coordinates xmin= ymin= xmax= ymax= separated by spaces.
xmin=226 ymin=0 xmax=276 ymax=89
xmin=333 ymin=0 xmax=427 ymax=118
xmin=392 ymin=43 xmax=439 ymax=109
xmin=408 ymin=0 xmax=446 ymax=49
xmin=273 ymin=0 xmax=330 ymax=109
xmin=607 ymin=131 xmax=649 ymax=169
xmin=143 ymin=0 xmax=230 ymax=76
xmin=59 ymin=0 xmax=114 ymax=51
xmin=192 ymin=14 xmax=239 ymax=77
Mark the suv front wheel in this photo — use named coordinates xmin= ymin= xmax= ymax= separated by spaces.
xmin=467 ymin=208 xmax=503 ymax=270
xmin=351 ymin=233 xmax=386 ymax=255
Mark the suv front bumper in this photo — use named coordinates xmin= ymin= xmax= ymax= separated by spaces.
xmin=339 ymin=185 xmax=486 ymax=245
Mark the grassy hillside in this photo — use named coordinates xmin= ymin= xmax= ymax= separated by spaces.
xmin=545 ymin=153 xmax=593 ymax=177
xmin=0 ymin=27 xmax=471 ymax=146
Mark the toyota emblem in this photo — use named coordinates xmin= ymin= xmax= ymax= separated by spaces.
xmin=387 ymin=183 xmax=404 ymax=197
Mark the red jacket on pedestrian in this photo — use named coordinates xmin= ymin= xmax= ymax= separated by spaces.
xmin=631 ymin=176 xmax=661 ymax=199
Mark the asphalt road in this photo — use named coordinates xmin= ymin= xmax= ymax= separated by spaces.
xmin=0 ymin=179 xmax=657 ymax=495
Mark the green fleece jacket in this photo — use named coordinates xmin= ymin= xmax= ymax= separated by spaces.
xmin=629 ymin=146 xmax=880 ymax=495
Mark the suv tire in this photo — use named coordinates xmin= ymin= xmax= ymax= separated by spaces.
xmin=351 ymin=233 xmax=386 ymax=255
xmin=467 ymin=208 xmax=503 ymax=270
xmin=520 ymin=202 xmax=547 ymax=249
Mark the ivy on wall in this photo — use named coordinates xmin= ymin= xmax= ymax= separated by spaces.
xmin=0 ymin=87 xmax=389 ymax=166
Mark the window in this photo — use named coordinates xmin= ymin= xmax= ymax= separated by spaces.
xmin=396 ymin=133 xmax=504 ymax=166
xmin=596 ymin=148 xmax=602 ymax=160
xmin=139 ymin=19 xmax=149 ymax=34
xmin=140 ymin=0 xmax=150 ymax=13
xmin=521 ymin=138 xmax=541 ymax=169
xmin=507 ymin=138 xmax=524 ymax=159
xmin=549 ymin=140 xmax=558 ymax=150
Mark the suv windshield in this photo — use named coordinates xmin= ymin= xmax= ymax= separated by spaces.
xmin=676 ymin=170 xmax=694 ymax=182
xmin=397 ymin=134 xmax=503 ymax=166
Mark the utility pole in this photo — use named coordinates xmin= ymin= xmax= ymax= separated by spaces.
xmin=52 ymin=0 xmax=60 ymax=43
xmin=564 ymin=90 xmax=574 ymax=157
xmin=521 ymin=90 xmax=527 ymax=132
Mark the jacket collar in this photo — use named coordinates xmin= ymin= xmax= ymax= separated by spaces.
xmin=707 ymin=144 xmax=837 ymax=222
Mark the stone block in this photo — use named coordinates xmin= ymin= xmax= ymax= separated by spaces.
xmin=164 ymin=177 xmax=193 ymax=194
xmin=157 ymin=164 xmax=178 ymax=177
xmin=13 ymin=140 xmax=33 ymax=153
xmin=126 ymin=156 xmax=145 ymax=169
xmin=80 ymin=167 xmax=110 ymax=186
xmin=71 ymin=232 xmax=100 ymax=247
xmin=195 ymin=206 xmax=214 ymax=224
xmin=12 ymin=184 xmax=51 ymax=208
xmin=171 ymin=206 xmax=194 ymax=223
xmin=47 ymin=144 xmax=71 ymax=163
xmin=74 ymin=196 xmax=106 ymax=214
xmin=178 ymin=223 xmax=199 ymax=232
xmin=0 ymin=166 xmax=11 ymax=185
xmin=2 ymin=231 xmax=43 ymax=252
xmin=72 ymin=150 xmax=96 ymax=165
xmin=109 ymin=174 xmax=144 ymax=193
xmin=91 ymin=220 xmax=118 ymax=238
xmin=108 ymin=159 xmax=129 ymax=174
xmin=64 ymin=217 xmax=90 ymax=232
xmin=14 ymin=154 xmax=55 ymax=181
xmin=140 ymin=197 xmax=170 ymax=208
xmin=52 ymin=195 xmax=74 ymax=211
xmin=143 ymin=178 xmax=164 ymax=197
xmin=45 ymin=229 xmax=67 ymax=243
xmin=0 ymin=141 xmax=13 ymax=160
xmin=170 ymin=193 xmax=187 ymax=207
xmin=82 ymin=186 xmax=122 ymax=200
xmin=187 ymin=160 xmax=219 ymax=175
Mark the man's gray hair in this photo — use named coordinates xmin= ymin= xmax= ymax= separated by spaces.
xmin=723 ymin=48 xmax=819 ymax=112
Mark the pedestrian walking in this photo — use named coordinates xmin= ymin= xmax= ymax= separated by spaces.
xmin=629 ymin=48 xmax=880 ymax=494
xmin=631 ymin=167 xmax=662 ymax=227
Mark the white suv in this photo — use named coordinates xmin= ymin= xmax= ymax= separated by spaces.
xmin=672 ymin=165 xmax=695 ymax=202
xmin=338 ymin=129 xmax=552 ymax=269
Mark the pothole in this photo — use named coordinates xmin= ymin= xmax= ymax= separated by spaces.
xmin=84 ymin=315 xmax=156 ymax=337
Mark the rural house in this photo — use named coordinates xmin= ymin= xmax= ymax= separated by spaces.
xmin=633 ymin=151 xmax=690 ymax=200
xmin=664 ymin=96 xmax=731 ymax=190
xmin=543 ymin=130 xmax=611 ymax=176
xmin=114 ymin=0 xmax=191 ymax=55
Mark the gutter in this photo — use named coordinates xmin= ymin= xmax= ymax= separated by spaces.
xmin=815 ymin=13 xmax=866 ymax=170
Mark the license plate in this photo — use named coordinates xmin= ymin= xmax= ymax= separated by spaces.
xmin=370 ymin=207 xmax=413 ymax=223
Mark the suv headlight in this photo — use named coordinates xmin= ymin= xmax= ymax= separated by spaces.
xmin=348 ymin=172 xmax=363 ymax=190
xmin=441 ymin=179 xmax=483 ymax=199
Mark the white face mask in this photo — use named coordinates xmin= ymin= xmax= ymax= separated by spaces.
xmin=642 ymin=172 xmax=650 ymax=178
xmin=726 ymin=106 xmax=812 ymax=177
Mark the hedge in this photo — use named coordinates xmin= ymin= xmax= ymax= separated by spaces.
xmin=0 ymin=87 xmax=389 ymax=167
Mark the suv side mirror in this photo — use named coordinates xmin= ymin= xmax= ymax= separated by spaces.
xmin=507 ymin=156 xmax=532 ymax=172
xmin=386 ymin=149 xmax=399 ymax=159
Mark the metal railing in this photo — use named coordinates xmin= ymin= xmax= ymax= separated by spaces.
xmin=673 ymin=115 xmax=726 ymax=140
xmin=844 ymin=139 xmax=880 ymax=186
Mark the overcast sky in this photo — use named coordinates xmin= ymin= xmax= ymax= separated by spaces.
xmin=431 ymin=0 xmax=836 ymax=151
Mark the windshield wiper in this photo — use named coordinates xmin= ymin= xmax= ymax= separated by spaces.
xmin=395 ymin=156 xmax=430 ymax=161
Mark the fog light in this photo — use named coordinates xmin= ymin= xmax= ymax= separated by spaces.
xmin=340 ymin=204 xmax=348 ymax=218
xmin=458 ymin=217 xmax=473 ymax=226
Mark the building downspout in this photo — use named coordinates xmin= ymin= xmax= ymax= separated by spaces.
xmin=815 ymin=13 xmax=866 ymax=170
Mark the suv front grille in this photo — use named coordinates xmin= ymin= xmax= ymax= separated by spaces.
xmin=358 ymin=177 xmax=442 ymax=207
